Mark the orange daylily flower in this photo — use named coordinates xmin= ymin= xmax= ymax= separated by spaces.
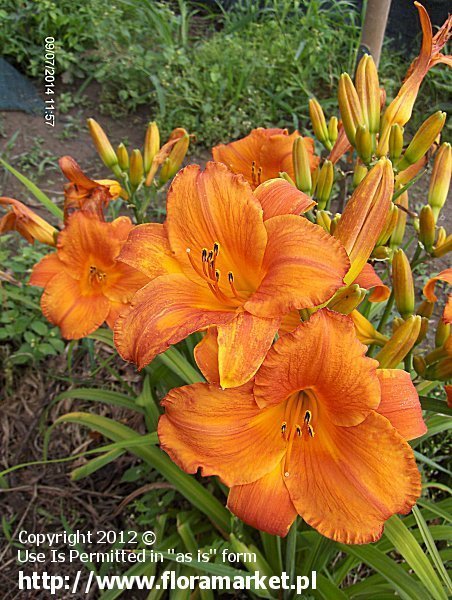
xmin=114 ymin=162 xmax=349 ymax=388
xmin=59 ymin=156 xmax=123 ymax=223
xmin=145 ymin=127 xmax=190 ymax=185
xmin=212 ymin=128 xmax=319 ymax=189
xmin=159 ymin=309 xmax=425 ymax=543
xmin=423 ymin=268 xmax=452 ymax=323
xmin=30 ymin=212 xmax=149 ymax=339
xmin=378 ymin=2 xmax=452 ymax=155
xmin=355 ymin=263 xmax=390 ymax=302
xmin=0 ymin=197 xmax=57 ymax=246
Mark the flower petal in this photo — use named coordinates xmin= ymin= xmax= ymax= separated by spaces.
xmin=254 ymin=310 xmax=380 ymax=426
xmin=376 ymin=369 xmax=427 ymax=440
xmin=41 ymin=272 xmax=109 ymax=339
xmin=194 ymin=328 xmax=220 ymax=384
xmin=285 ymin=411 xmax=421 ymax=544
xmin=118 ymin=223 xmax=182 ymax=279
xmin=217 ymin=311 xmax=280 ymax=388
xmin=423 ymin=268 xmax=452 ymax=302
xmin=259 ymin=131 xmax=303 ymax=182
xmin=227 ymin=462 xmax=297 ymax=537
xmin=354 ymin=263 xmax=390 ymax=302
xmin=103 ymin=261 xmax=149 ymax=304
xmin=114 ymin=273 xmax=235 ymax=369
xmin=253 ymin=179 xmax=315 ymax=220
xmin=245 ymin=215 xmax=349 ymax=318
xmin=166 ymin=162 xmax=267 ymax=291
xmin=158 ymin=383 xmax=286 ymax=487
xmin=29 ymin=253 xmax=62 ymax=287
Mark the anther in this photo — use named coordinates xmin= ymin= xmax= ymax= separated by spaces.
xmin=281 ymin=422 xmax=287 ymax=436
xmin=308 ymin=425 xmax=315 ymax=437
xmin=215 ymin=269 xmax=220 ymax=282
xmin=201 ymin=248 xmax=208 ymax=261
xmin=213 ymin=242 xmax=220 ymax=256
xmin=304 ymin=410 xmax=311 ymax=424
xmin=296 ymin=425 xmax=302 ymax=437
xmin=257 ymin=166 xmax=263 ymax=185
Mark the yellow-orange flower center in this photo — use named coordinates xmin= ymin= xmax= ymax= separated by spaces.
xmin=89 ymin=265 xmax=107 ymax=286
xmin=282 ymin=390 xmax=317 ymax=478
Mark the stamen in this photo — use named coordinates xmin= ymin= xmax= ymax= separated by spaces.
xmin=257 ymin=166 xmax=263 ymax=186
xmin=284 ymin=396 xmax=303 ymax=478
xmin=251 ymin=160 xmax=257 ymax=186
xmin=308 ymin=425 xmax=315 ymax=437
xmin=201 ymin=248 xmax=209 ymax=277
xmin=281 ymin=421 xmax=287 ymax=438
xmin=186 ymin=248 xmax=209 ymax=280
xmin=228 ymin=271 xmax=243 ymax=300
xmin=304 ymin=410 xmax=311 ymax=424
xmin=213 ymin=242 xmax=220 ymax=256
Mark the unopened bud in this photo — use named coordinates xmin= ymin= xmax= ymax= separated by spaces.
xmin=436 ymin=319 xmax=450 ymax=348
xmin=436 ymin=227 xmax=447 ymax=248
xmin=338 ymin=73 xmax=364 ymax=146
xmin=279 ymin=171 xmax=296 ymax=186
xmin=144 ymin=121 xmax=160 ymax=173
xmin=309 ymin=99 xmax=331 ymax=149
xmin=375 ymin=315 xmax=422 ymax=368
xmin=392 ymin=249 xmax=415 ymax=319
xmin=315 ymin=160 xmax=334 ymax=210
xmin=433 ymin=234 xmax=452 ymax=257
xmin=413 ymin=355 xmax=426 ymax=377
xmin=397 ymin=112 xmax=446 ymax=172
xmin=310 ymin=166 xmax=319 ymax=196
xmin=159 ymin=132 xmax=190 ymax=184
xmin=428 ymin=142 xmax=451 ymax=222
xmin=419 ymin=205 xmax=436 ymax=252
xmin=371 ymin=246 xmax=392 ymax=260
xmin=392 ymin=317 xmax=404 ymax=333
xmin=355 ymin=124 xmax=373 ymax=164
xmin=328 ymin=116 xmax=338 ymax=144
xmin=425 ymin=357 xmax=452 ymax=381
xmin=316 ymin=210 xmax=331 ymax=232
xmin=350 ymin=309 xmax=388 ymax=346
xmin=87 ymin=118 xmax=119 ymax=171
xmin=416 ymin=300 xmax=434 ymax=319
xmin=353 ymin=161 xmax=368 ymax=188
xmin=293 ymin=137 xmax=312 ymax=193
xmin=329 ymin=214 xmax=341 ymax=236
xmin=416 ymin=317 xmax=429 ymax=345
xmin=389 ymin=124 xmax=404 ymax=162
xmin=129 ymin=149 xmax=144 ymax=188
xmin=327 ymin=284 xmax=366 ymax=314
xmin=355 ymin=54 xmax=380 ymax=134
xmin=390 ymin=191 xmax=408 ymax=249
xmin=116 ymin=143 xmax=129 ymax=171
xmin=376 ymin=203 xmax=398 ymax=246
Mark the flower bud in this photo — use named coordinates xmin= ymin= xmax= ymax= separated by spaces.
xmin=425 ymin=357 xmax=452 ymax=381
xmin=329 ymin=214 xmax=341 ymax=236
xmin=116 ymin=143 xmax=129 ymax=171
xmin=129 ymin=149 xmax=144 ymax=188
xmin=375 ymin=315 xmax=422 ymax=368
xmin=388 ymin=124 xmax=404 ymax=162
xmin=392 ymin=317 xmax=404 ymax=333
xmin=159 ymin=132 xmax=190 ymax=184
xmin=376 ymin=202 xmax=398 ymax=246
xmin=397 ymin=112 xmax=446 ymax=172
xmin=416 ymin=316 xmax=429 ymax=345
xmin=416 ymin=300 xmax=434 ymax=319
xmin=334 ymin=157 xmax=394 ymax=284
xmin=87 ymin=118 xmax=119 ymax=171
xmin=371 ymin=246 xmax=392 ymax=260
xmin=309 ymin=99 xmax=331 ymax=149
xmin=436 ymin=227 xmax=447 ymax=248
xmin=350 ymin=310 xmax=388 ymax=346
xmin=355 ymin=54 xmax=380 ymax=134
xmin=436 ymin=319 xmax=450 ymax=348
xmin=327 ymin=284 xmax=366 ymax=314
xmin=328 ymin=116 xmax=338 ymax=144
xmin=293 ymin=136 xmax=312 ymax=193
xmin=352 ymin=161 xmax=368 ymax=188
xmin=392 ymin=248 xmax=415 ymax=319
xmin=428 ymin=142 xmax=451 ymax=222
xmin=355 ymin=124 xmax=373 ymax=164
xmin=310 ymin=166 xmax=319 ymax=196
xmin=390 ymin=191 xmax=408 ymax=249
xmin=338 ymin=73 xmax=364 ymax=146
xmin=279 ymin=171 xmax=296 ymax=186
xmin=413 ymin=355 xmax=426 ymax=377
xmin=316 ymin=210 xmax=331 ymax=232
xmin=419 ymin=205 xmax=436 ymax=252
xmin=315 ymin=160 xmax=334 ymax=210
xmin=144 ymin=121 xmax=160 ymax=173
xmin=433 ymin=234 xmax=452 ymax=257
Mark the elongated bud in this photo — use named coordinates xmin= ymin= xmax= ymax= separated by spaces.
xmin=392 ymin=317 xmax=404 ymax=333
xmin=397 ymin=112 xmax=446 ymax=172
xmin=355 ymin=124 xmax=373 ymax=164
xmin=390 ymin=190 xmax=408 ymax=249
xmin=436 ymin=227 xmax=447 ymax=248
xmin=389 ymin=124 xmax=404 ymax=162
xmin=419 ymin=205 xmax=436 ymax=252
xmin=436 ymin=319 xmax=450 ymax=348
xmin=316 ymin=210 xmax=331 ymax=232
xmin=416 ymin=299 xmax=434 ymax=319
xmin=353 ymin=161 xmax=368 ymax=188
xmin=376 ymin=203 xmax=398 ymax=246
xmin=371 ymin=246 xmax=392 ymax=260
xmin=433 ymin=234 xmax=452 ymax=257
xmin=159 ymin=132 xmax=190 ymax=184
xmin=293 ymin=136 xmax=312 ymax=193
xmin=144 ymin=121 xmax=160 ymax=173
xmin=315 ymin=160 xmax=334 ymax=210
xmin=428 ymin=142 xmax=451 ymax=222
xmin=416 ymin=317 xmax=429 ymax=345
xmin=309 ymin=99 xmax=331 ymax=149
xmin=327 ymin=284 xmax=366 ymax=314
xmin=310 ymin=166 xmax=319 ymax=196
xmin=334 ymin=157 xmax=394 ymax=284
xmin=350 ymin=310 xmax=388 ymax=346
xmin=355 ymin=54 xmax=380 ymax=134
xmin=328 ymin=116 xmax=338 ymax=143
xmin=392 ymin=248 xmax=415 ymax=319
xmin=116 ymin=143 xmax=129 ymax=171
xmin=129 ymin=149 xmax=144 ymax=188
xmin=413 ymin=355 xmax=426 ymax=377
xmin=338 ymin=73 xmax=364 ymax=146
xmin=425 ymin=357 xmax=452 ymax=381
xmin=279 ymin=171 xmax=296 ymax=186
xmin=87 ymin=118 xmax=119 ymax=171
xmin=375 ymin=315 xmax=422 ymax=368
xmin=329 ymin=214 xmax=341 ymax=236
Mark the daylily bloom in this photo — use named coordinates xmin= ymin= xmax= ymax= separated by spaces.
xmin=159 ymin=309 xmax=425 ymax=543
xmin=212 ymin=128 xmax=319 ymax=189
xmin=0 ymin=197 xmax=57 ymax=245
xmin=423 ymin=268 xmax=452 ymax=323
xmin=115 ymin=162 xmax=349 ymax=388
xmin=59 ymin=156 xmax=123 ymax=223
xmin=30 ymin=212 xmax=149 ymax=339
xmin=145 ymin=127 xmax=190 ymax=185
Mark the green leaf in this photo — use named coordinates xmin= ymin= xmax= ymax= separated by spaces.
xmin=87 ymin=328 xmax=115 ymax=347
xmin=384 ymin=515 xmax=448 ymax=600
xmin=314 ymin=574 xmax=348 ymax=599
xmin=159 ymin=346 xmax=204 ymax=385
xmin=0 ymin=157 xmax=63 ymax=219
xmin=70 ymin=448 xmax=125 ymax=481
xmin=55 ymin=388 xmax=143 ymax=413
xmin=419 ymin=397 xmax=452 ymax=416
xmin=136 ymin=374 xmax=160 ymax=431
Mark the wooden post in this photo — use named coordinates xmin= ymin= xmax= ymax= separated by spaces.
xmin=359 ymin=0 xmax=392 ymax=67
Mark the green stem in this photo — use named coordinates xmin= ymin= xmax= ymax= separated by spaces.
xmin=377 ymin=290 xmax=395 ymax=333
xmin=284 ymin=519 xmax=298 ymax=599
